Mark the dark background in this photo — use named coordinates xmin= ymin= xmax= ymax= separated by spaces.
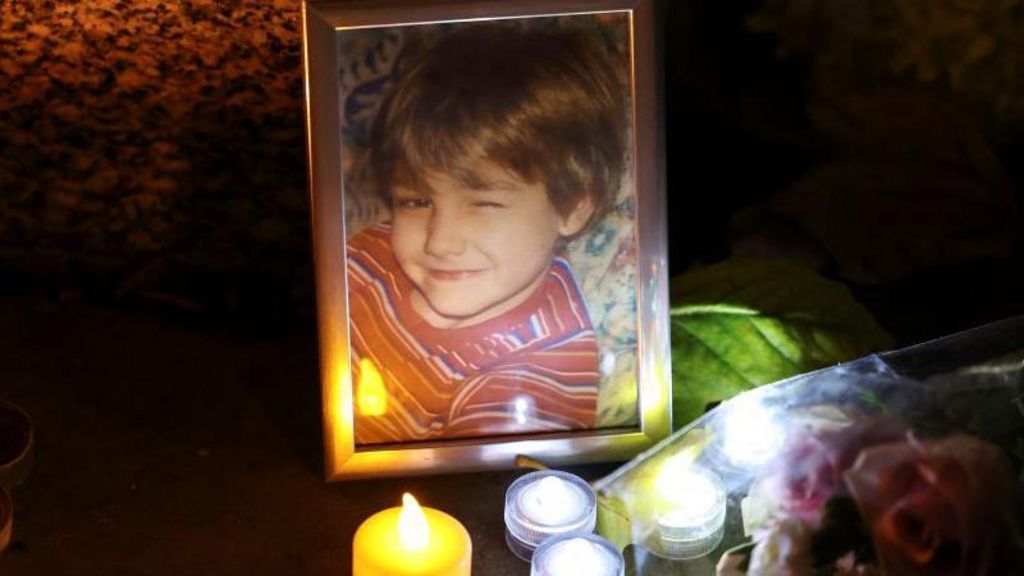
xmin=0 ymin=0 xmax=1021 ymax=574
xmin=1 ymin=0 xmax=1021 ymax=340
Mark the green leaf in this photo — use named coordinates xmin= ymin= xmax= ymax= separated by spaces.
xmin=595 ymin=492 xmax=633 ymax=551
xmin=670 ymin=258 xmax=893 ymax=428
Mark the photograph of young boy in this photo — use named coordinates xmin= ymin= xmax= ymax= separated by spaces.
xmin=343 ymin=20 xmax=631 ymax=444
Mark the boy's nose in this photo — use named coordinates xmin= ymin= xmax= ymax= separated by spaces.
xmin=424 ymin=209 xmax=466 ymax=257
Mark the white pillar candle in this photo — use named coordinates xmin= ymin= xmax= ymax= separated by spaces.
xmin=531 ymin=534 xmax=624 ymax=576
xmin=504 ymin=470 xmax=597 ymax=560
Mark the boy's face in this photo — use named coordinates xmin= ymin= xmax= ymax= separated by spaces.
xmin=390 ymin=160 xmax=592 ymax=329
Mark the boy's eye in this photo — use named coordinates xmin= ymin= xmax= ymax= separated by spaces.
xmin=473 ymin=200 xmax=505 ymax=208
xmin=395 ymin=197 xmax=431 ymax=209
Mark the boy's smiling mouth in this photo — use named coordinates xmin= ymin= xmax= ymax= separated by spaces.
xmin=425 ymin=268 xmax=485 ymax=281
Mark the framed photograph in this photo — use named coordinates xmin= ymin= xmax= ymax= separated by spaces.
xmin=303 ymin=0 xmax=670 ymax=480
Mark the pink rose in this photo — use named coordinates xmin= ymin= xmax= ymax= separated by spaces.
xmin=844 ymin=435 xmax=1024 ymax=575
xmin=756 ymin=417 xmax=906 ymax=527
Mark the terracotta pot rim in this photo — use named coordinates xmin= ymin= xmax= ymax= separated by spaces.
xmin=0 ymin=486 xmax=11 ymax=553
xmin=0 ymin=399 xmax=34 ymax=489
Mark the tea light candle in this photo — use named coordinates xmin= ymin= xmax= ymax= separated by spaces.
xmin=504 ymin=470 xmax=597 ymax=560
xmin=651 ymin=462 xmax=727 ymax=559
xmin=720 ymin=397 xmax=782 ymax=467
xmin=353 ymin=493 xmax=471 ymax=576
xmin=531 ymin=534 xmax=624 ymax=576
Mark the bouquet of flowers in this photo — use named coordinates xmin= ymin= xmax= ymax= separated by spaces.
xmin=718 ymin=325 xmax=1024 ymax=576
xmin=719 ymin=415 xmax=1024 ymax=575
xmin=594 ymin=317 xmax=1024 ymax=576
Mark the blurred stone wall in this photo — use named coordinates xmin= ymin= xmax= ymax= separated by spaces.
xmin=0 ymin=0 xmax=310 ymax=316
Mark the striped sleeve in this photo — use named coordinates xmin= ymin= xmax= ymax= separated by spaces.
xmin=348 ymin=225 xmax=601 ymax=444
xmin=348 ymin=227 xmax=455 ymax=444
xmin=444 ymin=331 xmax=600 ymax=437
xmin=443 ymin=263 xmax=601 ymax=437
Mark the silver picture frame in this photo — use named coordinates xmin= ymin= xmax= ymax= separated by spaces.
xmin=303 ymin=0 xmax=670 ymax=480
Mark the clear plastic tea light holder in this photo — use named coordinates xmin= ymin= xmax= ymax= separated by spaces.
xmin=531 ymin=533 xmax=624 ymax=576
xmin=505 ymin=470 xmax=597 ymax=560
xmin=646 ymin=463 xmax=727 ymax=559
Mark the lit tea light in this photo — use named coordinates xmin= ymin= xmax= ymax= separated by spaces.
xmin=531 ymin=534 xmax=624 ymax=576
xmin=650 ymin=462 xmax=727 ymax=559
xmin=720 ymin=396 xmax=781 ymax=467
xmin=353 ymin=493 xmax=471 ymax=575
xmin=504 ymin=470 xmax=597 ymax=560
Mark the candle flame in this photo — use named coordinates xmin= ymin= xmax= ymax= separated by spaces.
xmin=356 ymin=358 xmax=388 ymax=416
xmin=398 ymin=493 xmax=429 ymax=551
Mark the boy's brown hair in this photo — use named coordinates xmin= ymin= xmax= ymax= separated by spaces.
xmin=369 ymin=23 xmax=628 ymax=234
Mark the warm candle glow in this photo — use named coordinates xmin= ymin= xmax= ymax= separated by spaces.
xmin=356 ymin=358 xmax=387 ymax=416
xmin=532 ymin=534 xmax=624 ymax=576
xmin=657 ymin=466 xmax=719 ymax=524
xmin=721 ymin=397 xmax=781 ymax=467
xmin=524 ymin=476 xmax=577 ymax=525
xmin=353 ymin=494 xmax=472 ymax=576
xmin=398 ymin=493 xmax=429 ymax=551
xmin=550 ymin=538 xmax=606 ymax=573
xmin=651 ymin=461 xmax=727 ymax=560
xmin=505 ymin=470 xmax=598 ymax=560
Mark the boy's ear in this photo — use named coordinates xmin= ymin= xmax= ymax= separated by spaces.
xmin=557 ymin=195 xmax=596 ymax=238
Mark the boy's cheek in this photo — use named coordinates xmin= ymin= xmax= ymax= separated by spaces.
xmin=389 ymin=222 xmax=424 ymax=249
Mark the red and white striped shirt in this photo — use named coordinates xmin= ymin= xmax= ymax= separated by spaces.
xmin=348 ymin=224 xmax=599 ymax=444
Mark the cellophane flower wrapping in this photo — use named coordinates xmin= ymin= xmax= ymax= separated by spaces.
xmin=594 ymin=317 xmax=1024 ymax=575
